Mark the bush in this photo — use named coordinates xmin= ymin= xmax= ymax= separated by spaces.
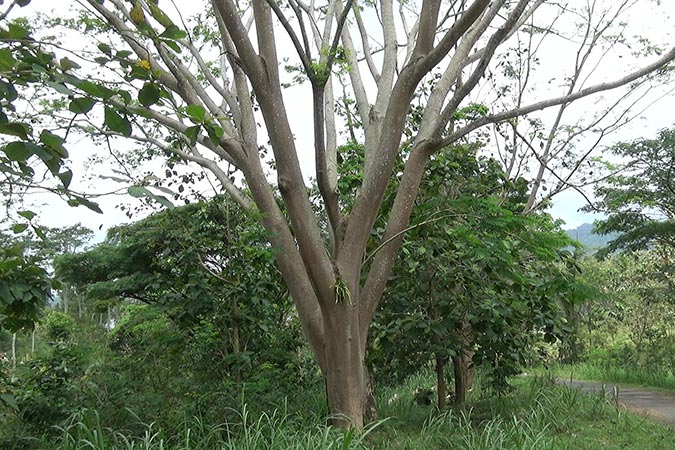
xmin=44 ymin=311 xmax=76 ymax=342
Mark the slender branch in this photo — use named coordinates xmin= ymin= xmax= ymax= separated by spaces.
xmin=438 ymin=46 xmax=675 ymax=148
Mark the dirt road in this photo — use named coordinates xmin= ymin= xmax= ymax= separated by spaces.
xmin=558 ymin=378 xmax=675 ymax=427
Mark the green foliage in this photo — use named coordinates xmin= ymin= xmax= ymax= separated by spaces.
xmin=44 ymin=311 xmax=75 ymax=342
xmin=0 ymin=17 xmax=103 ymax=214
xmin=566 ymin=247 xmax=675 ymax=378
xmin=591 ymin=128 xmax=675 ymax=256
xmin=370 ymin=146 xmax=585 ymax=391
xmin=0 ymin=243 xmax=50 ymax=331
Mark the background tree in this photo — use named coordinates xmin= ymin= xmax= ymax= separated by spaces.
xmin=4 ymin=0 xmax=675 ymax=426
xmin=591 ymin=128 xmax=675 ymax=256
xmin=370 ymin=147 xmax=583 ymax=408
xmin=55 ymin=197 xmax=296 ymax=381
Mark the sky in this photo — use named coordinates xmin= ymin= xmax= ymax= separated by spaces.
xmin=3 ymin=0 xmax=675 ymax=239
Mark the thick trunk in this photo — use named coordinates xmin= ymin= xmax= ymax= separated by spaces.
xmin=436 ymin=354 xmax=447 ymax=410
xmin=323 ymin=302 xmax=367 ymax=428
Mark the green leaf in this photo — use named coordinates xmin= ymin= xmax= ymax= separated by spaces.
xmin=58 ymin=169 xmax=73 ymax=189
xmin=12 ymin=223 xmax=28 ymax=234
xmin=138 ymin=82 xmax=161 ymax=107
xmin=0 ymin=122 xmax=29 ymax=140
xmin=185 ymin=105 xmax=206 ymax=123
xmin=59 ymin=57 xmax=81 ymax=72
xmin=67 ymin=196 xmax=103 ymax=214
xmin=6 ymin=23 xmax=29 ymax=40
xmin=115 ymin=50 xmax=133 ymax=59
xmin=128 ymin=185 xmax=151 ymax=198
xmin=104 ymin=107 xmax=132 ymax=137
xmin=184 ymin=125 xmax=200 ymax=145
xmin=118 ymin=89 xmax=132 ymax=104
xmin=17 ymin=210 xmax=36 ymax=221
xmin=206 ymin=124 xmax=224 ymax=145
xmin=2 ymin=142 xmax=31 ymax=161
xmin=160 ymin=25 xmax=187 ymax=40
xmin=69 ymin=97 xmax=96 ymax=114
xmin=0 ymin=48 xmax=16 ymax=71
xmin=128 ymin=186 xmax=175 ymax=209
xmin=0 ymin=393 xmax=18 ymax=411
xmin=46 ymin=81 xmax=73 ymax=96
xmin=97 ymin=42 xmax=112 ymax=56
xmin=39 ymin=130 xmax=68 ymax=158
xmin=161 ymin=39 xmax=182 ymax=53
xmin=0 ymin=80 xmax=18 ymax=102
xmin=77 ymin=80 xmax=115 ymax=100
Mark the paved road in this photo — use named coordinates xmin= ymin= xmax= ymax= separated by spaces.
xmin=558 ymin=378 xmax=675 ymax=426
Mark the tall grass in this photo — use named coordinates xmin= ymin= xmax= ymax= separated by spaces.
xmin=32 ymin=375 xmax=675 ymax=450
xmin=53 ymin=406 xmax=382 ymax=450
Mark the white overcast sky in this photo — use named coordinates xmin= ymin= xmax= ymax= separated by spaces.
xmin=3 ymin=0 xmax=675 ymax=239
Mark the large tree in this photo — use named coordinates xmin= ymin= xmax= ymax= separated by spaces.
xmin=4 ymin=0 xmax=675 ymax=426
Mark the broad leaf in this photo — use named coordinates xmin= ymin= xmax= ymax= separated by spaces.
xmin=0 ymin=123 xmax=29 ymax=140
xmin=17 ymin=210 xmax=36 ymax=221
xmin=104 ymin=107 xmax=132 ymax=137
xmin=186 ymin=105 xmax=206 ymax=123
xmin=138 ymin=82 xmax=161 ymax=107
xmin=69 ymin=97 xmax=96 ymax=114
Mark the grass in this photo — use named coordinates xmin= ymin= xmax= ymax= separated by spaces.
xmin=547 ymin=361 xmax=675 ymax=392
xmin=31 ymin=373 xmax=675 ymax=450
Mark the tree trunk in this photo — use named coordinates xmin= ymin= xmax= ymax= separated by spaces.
xmin=31 ymin=328 xmax=35 ymax=354
xmin=232 ymin=296 xmax=241 ymax=383
xmin=364 ymin=364 xmax=378 ymax=422
xmin=323 ymin=302 xmax=367 ymax=428
xmin=453 ymin=328 xmax=475 ymax=405
xmin=62 ymin=285 xmax=69 ymax=314
xmin=436 ymin=354 xmax=447 ymax=410
xmin=453 ymin=352 xmax=469 ymax=404
xmin=11 ymin=333 xmax=16 ymax=368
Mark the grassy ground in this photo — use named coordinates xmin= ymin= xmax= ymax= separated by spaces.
xmin=34 ymin=372 xmax=675 ymax=450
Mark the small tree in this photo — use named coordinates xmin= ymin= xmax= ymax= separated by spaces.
xmin=371 ymin=148 xmax=581 ymax=408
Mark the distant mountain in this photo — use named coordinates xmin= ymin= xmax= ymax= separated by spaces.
xmin=564 ymin=223 xmax=617 ymax=251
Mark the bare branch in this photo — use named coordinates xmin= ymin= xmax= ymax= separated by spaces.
xmin=439 ymin=46 xmax=675 ymax=148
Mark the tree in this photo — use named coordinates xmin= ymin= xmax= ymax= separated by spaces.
xmin=55 ymin=198 xmax=292 ymax=371
xmin=592 ymin=128 xmax=675 ymax=256
xmin=370 ymin=147 xmax=581 ymax=408
xmin=5 ymin=0 xmax=675 ymax=426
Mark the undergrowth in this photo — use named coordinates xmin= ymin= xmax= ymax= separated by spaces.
xmin=13 ymin=373 xmax=672 ymax=450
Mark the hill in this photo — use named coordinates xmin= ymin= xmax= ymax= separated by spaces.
xmin=564 ymin=223 xmax=617 ymax=251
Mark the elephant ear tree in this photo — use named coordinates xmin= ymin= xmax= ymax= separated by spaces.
xmin=10 ymin=0 xmax=675 ymax=427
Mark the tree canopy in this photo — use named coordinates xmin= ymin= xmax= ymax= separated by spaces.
xmin=592 ymin=128 xmax=675 ymax=256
